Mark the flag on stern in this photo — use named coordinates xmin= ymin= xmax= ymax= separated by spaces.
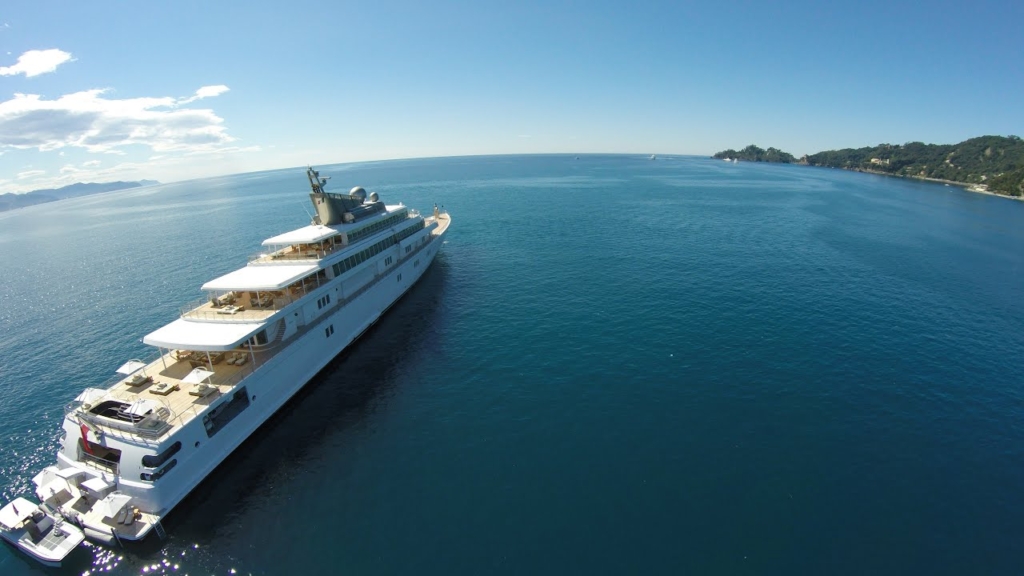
xmin=80 ymin=423 xmax=94 ymax=454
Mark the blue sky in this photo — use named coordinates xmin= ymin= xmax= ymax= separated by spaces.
xmin=1 ymin=0 xmax=1021 ymax=192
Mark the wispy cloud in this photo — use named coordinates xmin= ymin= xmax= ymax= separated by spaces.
xmin=0 ymin=86 xmax=235 ymax=154
xmin=0 ymin=49 xmax=73 ymax=77
xmin=16 ymin=169 xmax=45 ymax=179
xmin=82 ymin=160 xmax=101 ymax=167
xmin=176 ymin=85 xmax=230 ymax=106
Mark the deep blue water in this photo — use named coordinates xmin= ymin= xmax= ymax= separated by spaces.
xmin=1 ymin=155 xmax=1023 ymax=575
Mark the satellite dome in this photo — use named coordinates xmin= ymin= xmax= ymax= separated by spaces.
xmin=349 ymin=186 xmax=366 ymax=202
xmin=369 ymin=191 xmax=379 ymax=203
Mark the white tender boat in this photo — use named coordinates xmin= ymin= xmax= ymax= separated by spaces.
xmin=0 ymin=497 xmax=85 ymax=566
xmin=29 ymin=167 xmax=451 ymax=544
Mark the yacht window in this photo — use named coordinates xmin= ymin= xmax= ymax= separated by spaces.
xmin=142 ymin=441 xmax=181 ymax=468
xmin=140 ymin=459 xmax=177 ymax=482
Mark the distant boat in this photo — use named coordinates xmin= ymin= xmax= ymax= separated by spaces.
xmin=650 ymin=155 xmax=656 ymax=160
xmin=733 ymin=158 xmax=738 ymax=163
xmin=723 ymin=158 xmax=732 ymax=162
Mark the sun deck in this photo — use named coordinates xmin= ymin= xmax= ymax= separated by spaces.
xmin=75 ymin=347 xmax=269 ymax=442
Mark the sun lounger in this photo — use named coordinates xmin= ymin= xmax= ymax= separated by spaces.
xmin=189 ymin=384 xmax=217 ymax=397
xmin=148 ymin=382 xmax=179 ymax=396
xmin=127 ymin=374 xmax=152 ymax=387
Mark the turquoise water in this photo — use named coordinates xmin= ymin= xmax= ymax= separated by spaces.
xmin=1 ymin=155 xmax=1023 ymax=574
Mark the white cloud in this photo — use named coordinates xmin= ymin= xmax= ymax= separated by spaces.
xmin=0 ymin=49 xmax=73 ymax=77
xmin=176 ymin=85 xmax=230 ymax=105
xmin=82 ymin=160 xmax=101 ymax=167
xmin=0 ymin=87 xmax=235 ymax=154
xmin=17 ymin=169 xmax=45 ymax=179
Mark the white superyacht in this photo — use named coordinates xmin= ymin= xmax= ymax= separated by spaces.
xmin=29 ymin=167 xmax=450 ymax=544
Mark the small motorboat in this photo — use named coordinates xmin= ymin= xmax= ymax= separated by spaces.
xmin=0 ymin=496 xmax=85 ymax=566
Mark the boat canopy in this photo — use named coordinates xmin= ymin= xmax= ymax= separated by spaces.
xmin=56 ymin=468 xmax=85 ymax=481
xmin=0 ymin=497 xmax=37 ymax=529
xmin=143 ymin=319 xmax=267 ymax=351
xmin=262 ymin=224 xmax=339 ymax=246
xmin=201 ymin=264 xmax=318 ymax=291
xmin=81 ymin=477 xmax=113 ymax=494
xmin=116 ymin=360 xmax=147 ymax=375
xmin=95 ymin=493 xmax=133 ymax=519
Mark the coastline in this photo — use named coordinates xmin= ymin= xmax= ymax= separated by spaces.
xmin=821 ymin=166 xmax=1024 ymax=202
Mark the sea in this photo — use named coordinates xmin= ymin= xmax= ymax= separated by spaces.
xmin=1 ymin=155 xmax=1023 ymax=575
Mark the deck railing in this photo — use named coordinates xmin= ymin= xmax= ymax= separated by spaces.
xmin=79 ymin=450 xmax=120 ymax=475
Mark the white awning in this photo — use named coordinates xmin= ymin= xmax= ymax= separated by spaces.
xmin=38 ymin=478 xmax=70 ymax=499
xmin=124 ymin=398 xmax=160 ymax=417
xmin=116 ymin=360 xmax=147 ymax=375
xmin=74 ymin=388 xmax=107 ymax=405
xmin=143 ymin=319 xmax=267 ymax=351
xmin=31 ymin=466 xmax=58 ymax=489
xmin=0 ymin=497 xmax=38 ymax=529
xmin=95 ymin=493 xmax=133 ymax=519
xmin=81 ymin=477 xmax=113 ymax=494
xmin=201 ymin=264 xmax=318 ymax=291
xmin=262 ymin=224 xmax=339 ymax=246
xmin=183 ymin=368 xmax=215 ymax=384
xmin=56 ymin=467 xmax=86 ymax=481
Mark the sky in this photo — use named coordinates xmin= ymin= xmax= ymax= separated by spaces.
xmin=0 ymin=0 xmax=1022 ymax=193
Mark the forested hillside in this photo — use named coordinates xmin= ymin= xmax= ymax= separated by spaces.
xmin=713 ymin=136 xmax=1024 ymax=197
xmin=804 ymin=136 xmax=1024 ymax=196
xmin=712 ymin=145 xmax=796 ymax=163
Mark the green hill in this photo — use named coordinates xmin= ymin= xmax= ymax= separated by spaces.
xmin=804 ymin=136 xmax=1024 ymax=196
xmin=713 ymin=136 xmax=1024 ymax=197
xmin=713 ymin=145 xmax=796 ymax=163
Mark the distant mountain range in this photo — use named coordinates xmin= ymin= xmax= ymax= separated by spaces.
xmin=0 ymin=180 xmax=160 ymax=212
xmin=714 ymin=136 xmax=1024 ymax=197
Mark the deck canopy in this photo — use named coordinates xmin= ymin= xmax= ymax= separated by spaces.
xmin=96 ymin=493 xmax=133 ymax=519
xmin=143 ymin=319 xmax=267 ymax=351
xmin=201 ymin=264 xmax=318 ymax=291
xmin=262 ymin=224 xmax=338 ymax=246
xmin=56 ymin=468 xmax=85 ymax=481
xmin=116 ymin=360 xmax=147 ymax=375
xmin=0 ymin=497 xmax=37 ymax=528
xmin=81 ymin=477 xmax=113 ymax=494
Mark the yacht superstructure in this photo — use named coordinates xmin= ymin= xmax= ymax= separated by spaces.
xmin=31 ymin=167 xmax=450 ymax=543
